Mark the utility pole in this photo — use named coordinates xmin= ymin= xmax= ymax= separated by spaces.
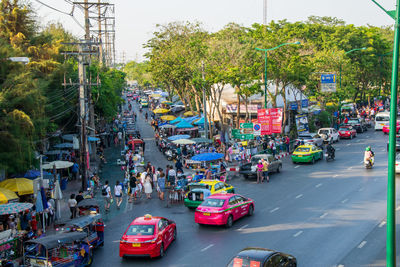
xmin=84 ymin=0 xmax=90 ymax=39
xmin=97 ymin=0 xmax=103 ymax=65
xmin=263 ymin=0 xmax=267 ymax=25
xmin=202 ymin=61 xmax=208 ymax=139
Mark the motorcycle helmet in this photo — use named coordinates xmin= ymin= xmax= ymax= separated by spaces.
xmin=366 ymin=146 xmax=371 ymax=151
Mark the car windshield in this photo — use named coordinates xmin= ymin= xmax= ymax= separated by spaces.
xmin=339 ymin=128 xmax=349 ymax=131
xmin=299 ymin=135 xmax=312 ymax=140
xmin=201 ymin=198 xmax=225 ymax=207
xmin=251 ymin=157 xmax=265 ymax=163
xmin=227 ymin=257 xmax=262 ymax=267
xmin=295 ymin=147 xmax=310 ymax=152
xmin=126 ymin=224 xmax=155 ymax=236
xmin=376 ymin=116 xmax=389 ymax=121
xmin=319 ymin=130 xmax=329 ymax=134
xmin=189 ymin=184 xmax=207 ymax=190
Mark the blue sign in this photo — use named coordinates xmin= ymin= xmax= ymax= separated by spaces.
xmin=301 ymin=99 xmax=309 ymax=108
xmin=320 ymin=74 xmax=336 ymax=92
xmin=290 ymin=102 xmax=298 ymax=110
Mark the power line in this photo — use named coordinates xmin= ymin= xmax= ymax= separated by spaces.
xmin=33 ymin=0 xmax=72 ymax=16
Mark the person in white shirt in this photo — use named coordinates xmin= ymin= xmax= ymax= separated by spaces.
xmin=114 ymin=180 xmax=123 ymax=209
xmin=168 ymin=168 xmax=176 ymax=185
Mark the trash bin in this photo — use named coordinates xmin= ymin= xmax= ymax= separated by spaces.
xmin=61 ymin=178 xmax=68 ymax=190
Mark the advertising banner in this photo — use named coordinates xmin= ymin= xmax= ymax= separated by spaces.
xmin=270 ymin=108 xmax=283 ymax=133
xmin=295 ymin=114 xmax=309 ymax=134
xmin=257 ymin=109 xmax=269 ymax=124
xmin=321 ymin=74 xmax=336 ymax=92
xmin=257 ymin=108 xmax=283 ymax=135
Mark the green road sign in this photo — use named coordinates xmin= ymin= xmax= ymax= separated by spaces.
xmin=231 ymin=129 xmax=241 ymax=139
xmin=240 ymin=123 xmax=253 ymax=129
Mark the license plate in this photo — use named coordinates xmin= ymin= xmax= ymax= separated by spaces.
xmin=132 ymin=243 xmax=141 ymax=247
xmin=324 ymin=154 xmax=328 ymax=157
xmin=381 ymin=123 xmax=385 ymax=126
xmin=298 ymin=155 xmax=302 ymax=157
xmin=203 ymin=212 xmax=210 ymax=216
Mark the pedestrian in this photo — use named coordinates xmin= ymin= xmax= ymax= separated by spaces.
xmin=129 ymin=172 xmax=137 ymax=202
xmin=168 ymin=166 xmax=176 ymax=186
xmin=256 ymin=160 xmax=263 ymax=184
xmin=75 ymin=190 xmax=84 ymax=204
xmin=285 ymin=136 xmax=290 ymax=153
xmin=68 ymin=194 xmax=77 ymax=219
xmin=114 ymin=180 xmax=123 ymax=209
xmin=135 ymin=173 xmax=143 ymax=199
xmin=118 ymin=131 xmax=123 ymax=145
xmin=71 ymin=161 xmax=79 ymax=180
xmin=46 ymin=199 xmax=54 ymax=226
xmin=175 ymin=158 xmax=183 ymax=173
xmin=262 ymin=158 xmax=270 ymax=183
xmin=102 ymin=181 xmax=112 ymax=212
xmin=144 ymin=174 xmax=153 ymax=199
xmin=204 ymin=166 xmax=212 ymax=180
xmin=157 ymin=171 xmax=166 ymax=200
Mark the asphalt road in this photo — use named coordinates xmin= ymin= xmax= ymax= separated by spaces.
xmin=93 ymin=97 xmax=399 ymax=267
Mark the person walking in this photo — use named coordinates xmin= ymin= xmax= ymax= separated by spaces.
xmin=175 ymin=158 xmax=183 ymax=173
xmin=102 ymin=181 xmax=112 ymax=212
xmin=129 ymin=173 xmax=137 ymax=202
xmin=256 ymin=161 xmax=264 ymax=184
xmin=262 ymin=158 xmax=270 ymax=183
xmin=68 ymin=194 xmax=77 ymax=219
xmin=157 ymin=171 xmax=166 ymax=200
xmin=75 ymin=190 xmax=84 ymax=204
xmin=144 ymin=174 xmax=153 ymax=199
xmin=114 ymin=180 xmax=123 ymax=209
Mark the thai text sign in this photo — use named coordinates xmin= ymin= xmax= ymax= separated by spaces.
xmin=257 ymin=108 xmax=283 ymax=135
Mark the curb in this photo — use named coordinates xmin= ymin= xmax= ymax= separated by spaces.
xmin=275 ymin=152 xmax=290 ymax=159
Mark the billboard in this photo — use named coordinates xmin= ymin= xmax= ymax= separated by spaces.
xmin=257 ymin=108 xmax=283 ymax=135
xmin=295 ymin=113 xmax=309 ymax=134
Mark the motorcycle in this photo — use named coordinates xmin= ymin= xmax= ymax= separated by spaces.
xmin=325 ymin=150 xmax=335 ymax=162
xmin=165 ymin=148 xmax=178 ymax=161
xmin=364 ymin=156 xmax=374 ymax=169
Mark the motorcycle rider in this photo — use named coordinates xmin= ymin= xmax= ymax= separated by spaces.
xmin=364 ymin=146 xmax=374 ymax=167
xmin=326 ymin=143 xmax=335 ymax=159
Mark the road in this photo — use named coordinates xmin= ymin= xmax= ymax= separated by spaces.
xmin=93 ymin=97 xmax=399 ymax=267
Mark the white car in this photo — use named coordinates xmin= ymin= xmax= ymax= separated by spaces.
xmin=396 ymin=154 xmax=400 ymax=173
xmin=317 ymin=128 xmax=340 ymax=144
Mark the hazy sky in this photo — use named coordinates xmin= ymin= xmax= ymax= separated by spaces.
xmin=32 ymin=0 xmax=396 ymax=62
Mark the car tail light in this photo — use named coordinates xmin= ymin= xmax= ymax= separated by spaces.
xmin=143 ymin=237 xmax=157 ymax=244
xmin=346 ymin=131 xmax=349 ymax=134
xmin=303 ymin=154 xmax=311 ymax=156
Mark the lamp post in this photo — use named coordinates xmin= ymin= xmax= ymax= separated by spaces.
xmin=256 ymin=41 xmax=300 ymax=108
xmin=337 ymin=47 xmax=366 ymax=121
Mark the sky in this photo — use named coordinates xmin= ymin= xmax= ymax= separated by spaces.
xmin=32 ymin=0 xmax=396 ymax=63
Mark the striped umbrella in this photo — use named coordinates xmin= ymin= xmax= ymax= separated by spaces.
xmin=0 ymin=203 xmax=33 ymax=216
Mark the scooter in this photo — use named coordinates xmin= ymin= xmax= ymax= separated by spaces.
xmin=165 ymin=148 xmax=178 ymax=161
xmin=325 ymin=150 xmax=335 ymax=162
xmin=364 ymin=156 xmax=374 ymax=169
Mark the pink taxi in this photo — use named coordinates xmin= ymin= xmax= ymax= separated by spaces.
xmin=195 ymin=193 xmax=254 ymax=228
xmin=382 ymin=121 xmax=400 ymax=134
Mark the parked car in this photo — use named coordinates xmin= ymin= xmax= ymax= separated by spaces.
xmin=226 ymin=247 xmax=297 ymax=267
xmin=346 ymin=118 xmax=367 ymax=133
xmin=119 ymin=214 xmax=176 ymax=258
xmin=195 ymin=193 xmax=254 ymax=227
xmin=170 ymin=106 xmax=185 ymax=114
xmin=239 ymin=154 xmax=282 ymax=179
xmin=375 ymin=111 xmax=390 ymax=130
xmin=294 ymin=133 xmax=323 ymax=147
xmin=317 ymin=128 xmax=340 ymax=144
xmin=338 ymin=125 xmax=357 ymax=139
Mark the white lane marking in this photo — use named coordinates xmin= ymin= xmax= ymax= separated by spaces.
xmin=357 ymin=241 xmax=367 ymax=249
xmin=347 ymin=144 xmax=351 ymax=146
xmin=333 ymin=174 xmax=339 ymax=178
xmin=201 ymin=244 xmax=214 ymax=252
xmin=337 ymin=265 xmax=345 ymax=267
xmin=293 ymin=230 xmax=303 ymax=237
xmin=347 ymin=167 xmax=352 ymax=170
xmin=336 ymin=148 xmax=341 ymax=151
xmin=112 ymin=240 xmax=120 ymax=243
xmin=315 ymin=183 xmax=323 ymax=188
xmin=382 ymin=149 xmax=386 ymax=152
xmin=360 ymin=160 xmax=364 ymax=164
xmin=295 ymin=194 xmax=303 ymax=199
xmin=320 ymin=212 xmax=328 ymax=219
xmin=270 ymin=207 xmax=280 ymax=213
xmin=294 ymin=165 xmax=300 ymax=169
xmin=379 ymin=221 xmax=386 ymax=228
xmin=238 ymin=224 xmax=249 ymax=230
xmin=357 ymin=139 xmax=361 ymax=142
xmin=359 ymin=187 xmax=364 ymax=192
xmin=342 ymin=198 xmax=348 ymax=204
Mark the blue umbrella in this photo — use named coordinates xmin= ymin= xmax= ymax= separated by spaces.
xmin=54 ymin=143 xmax=73 ymax=149
xmin=40 ymin=187 xmax=48 ymax=210
xmin=170 ymin=117 xmax=182 ymax=124
xmin=35 ymin=190 xmax=44 ymax=213
xmin=194 ymin=117 xmax=204 ymax=125
xmin=88 ymin=136 xmax=100 ymax=142
xmin=24 ymin=170 xmax=51 ymax=179
xmin=191 ymin=153 xmax=224 ymax=162
xmin=175 ymin=121 xmax=194 ymax=129
xmin=168 ymin=134 xmax=191 ymax=141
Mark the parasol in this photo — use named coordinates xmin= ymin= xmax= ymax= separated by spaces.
xmin=42 ymin=160 xmax=74 ymax=170
xmin=0 ymin=188 xmax=19 ymax=204
xmin=160 ymin=115 xmax=176 ymax=121
xmin=175 ymin=121 xmax=194 ymax=129
xmin=61 ymin=134 xmax=77 ymax=141
xmin=0 ymin=203 xmax=33 ymax=215
xmin=172 ymin=139 xmax=196 ymax=145
xmin=192 ymin=137 xmax=213 ymax=144
xmin=0 ymin=178 xmax=33 ymax=195
xmin=53 ymin=143 xmax=74 ymax=149
xmin=161 ymin=101 xmax=173 ymax=105
xmin=153 ymin=108 xmax=170 ymax=114
xmin=160 ymin=124 xmax=176 ymax=129
xmin=168 ymin=135 xmax=191 ymax=141
xmin=183 ymin=111 xmax=198 ymax=117
xmin=170 ymin=117 xmax=182 ymax=124
xmin=191 ymin=153 xmax=224 ymax=162
xmin=151 ymin=94 xmax=162 ymax=99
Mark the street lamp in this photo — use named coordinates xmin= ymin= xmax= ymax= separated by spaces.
xmin=371 ymin=1 xmax=400 ymax=266
xmin=337 ymin=47 xmax=367 ymax=121
xmin=256 ymin=41 xmax=301 ymax=108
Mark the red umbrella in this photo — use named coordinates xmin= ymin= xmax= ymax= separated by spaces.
xmin=129 ymin=139 xmax=144 ymax=145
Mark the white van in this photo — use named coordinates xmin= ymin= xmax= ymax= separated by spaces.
xmin=375 ymin=112 xmax=390 ymax=130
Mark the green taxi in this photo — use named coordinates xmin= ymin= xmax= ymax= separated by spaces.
xmin=291 ymin=144 xmax=323 ymax=164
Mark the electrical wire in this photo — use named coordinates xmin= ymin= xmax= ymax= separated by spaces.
xmin=33 ymin=0 xmax=72 ymax=16
xmin=45 ymin=85 xmax=78 ymax=102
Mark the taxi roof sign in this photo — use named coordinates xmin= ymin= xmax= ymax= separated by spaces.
xmin=144 ymin=214 xmax=152 ymax=220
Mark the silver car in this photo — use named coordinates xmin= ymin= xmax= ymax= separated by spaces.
xmin=239 ymin=154 xmax=282 ymax=179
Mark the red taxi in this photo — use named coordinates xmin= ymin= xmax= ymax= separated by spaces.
xmin=119 ymin=214 xmax=176 ymax=258
xmin=195 ymin=193 xmax=254 ymax=228
xmin=338 ymin=125 xmax=357 ymax=139
xmin=382 ymin=121 xmax=400 ymax=134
